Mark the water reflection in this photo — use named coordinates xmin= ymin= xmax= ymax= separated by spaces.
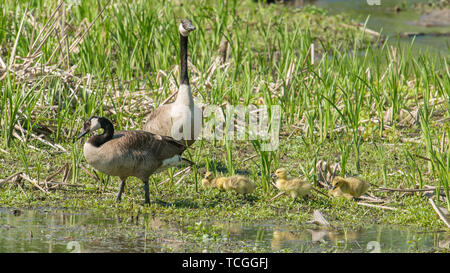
xmin=271 ymin=229 xmax=310 ymax=251
xmin=0 ymin=208 xmax=447 ymax=253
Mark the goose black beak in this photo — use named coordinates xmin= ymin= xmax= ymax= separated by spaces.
xmin=271 ymin=173 xmax=277 ymax=180
xmin=331 ymin=185 xmax=336 ymax=190
xmin=77 ymin=130 xmax=89 ymax=140
xmin=186 ymin=21 xmax=196 ymax=31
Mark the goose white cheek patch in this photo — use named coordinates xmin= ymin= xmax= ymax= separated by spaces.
xmin=179 ymin=23 xmax=190 ymax=37
xmin=90 ymin=118 xmax=101 ymax=132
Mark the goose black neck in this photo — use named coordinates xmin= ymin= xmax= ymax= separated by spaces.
xmin=89 ymin=117 xmax=114 ymax=147
xmin=180 ymin=33 xmax=189 ymax=85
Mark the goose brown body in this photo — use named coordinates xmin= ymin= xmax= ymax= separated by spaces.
xmin=83 ymin=130 xmax=187 ymax=180
xmin=78 ymin=116 xmax=190 ymax=204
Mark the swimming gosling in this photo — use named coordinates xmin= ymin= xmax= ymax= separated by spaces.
xmin=331 ymin=176 xmax=369 ymax=199
xmin=274 ymin=168 xmax=312 ymax=202
xmin=77 ymin=116 xmax=192 ymax=204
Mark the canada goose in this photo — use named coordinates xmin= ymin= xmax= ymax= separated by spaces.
xmin=274 ymin=168 xmax=312 ymax=202
xmin=144 ymin=18 xmax=201 ymax=147
xmin=331 ymin=176 xmax=369 ymax=199
xmin=222 ymin=175 xmax=256 ymax=196
xmin=77 ymin=116 xmax=192 ymax=204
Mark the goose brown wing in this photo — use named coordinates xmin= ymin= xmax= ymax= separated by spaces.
xmin=112 ymin=130 xmax=187 ymax=160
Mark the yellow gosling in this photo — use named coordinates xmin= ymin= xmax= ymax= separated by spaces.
xmin=328 ymin=187 xmax=353 ymax=200
xmin=274 ymin=168 xmax=312 ymax=202
xmin=215 ymin=177 xmax=228 ymax=190
xmin=331 ymin=176 xmax=369 ymax=199
xmin=201 ymin=171 xmax=216 ymax=188
xmin=222 ymin=175 xmax=256 ymax=196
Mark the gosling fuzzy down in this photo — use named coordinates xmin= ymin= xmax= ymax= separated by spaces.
xmin=222 ymin=175 xmax=256 ymax=196
xmin=201 ymin=172 xmax=226 ymax=189
xmin=201 ymin=171 xmax=216 ymax=188
xmin=331 ymin=176 xmax=369 ymax=199
xmin=215 ymin=177 xmax=228 ymax=190
xmin=328 ymin=187 xmax=353 ymax=200
xmin=202 ymin=172 xmax=256 ymax=196
xmin=274 ymin=168 xmax=312 ymax=202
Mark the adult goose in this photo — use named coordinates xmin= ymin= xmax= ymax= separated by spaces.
xmin=77 ymin=116 xmax=192 ymax=204
xmin=143 ymin=18 xmax=201 ymax=146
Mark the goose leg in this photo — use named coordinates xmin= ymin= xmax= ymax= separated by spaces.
xmin=143 ymin=180 xmax=150 ymax=205
xmin=116 ymin=177 xmax=127 ymax=202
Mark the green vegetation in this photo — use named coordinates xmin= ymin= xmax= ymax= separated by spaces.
xmin=0 ymin=0 xmax=449 ymax=245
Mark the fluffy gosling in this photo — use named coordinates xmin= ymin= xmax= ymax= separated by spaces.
xmin=201 ymin=172 xmax=228 ymax=190
xmin=215 ymin=177 xmax=228 ymax=190
xmin=222 ymin=175 xmax=256 ymax=196
xmin=274 ymin=168 xmax=312 ymax=202
xmin=201 ymin=171 xmax=216 ymax=188
xmin=328 ymin=187 xmax=353 ymax=200
xmin=331 ymin=176 xmax=369 ymax=199
xmin=201 ymin=172 xmax=256 ymax=196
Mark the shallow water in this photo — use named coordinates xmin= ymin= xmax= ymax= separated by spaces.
xmin=0 ymin=208 xmax=448 ymax=253
xmin=285 ymin=0 xmax=450 ymax=53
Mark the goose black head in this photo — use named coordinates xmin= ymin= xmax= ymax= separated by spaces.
xmin=179 ymin=18 xmax=196 ymax=36
xmin=77 ymin=116 xmax=103 ymax=139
